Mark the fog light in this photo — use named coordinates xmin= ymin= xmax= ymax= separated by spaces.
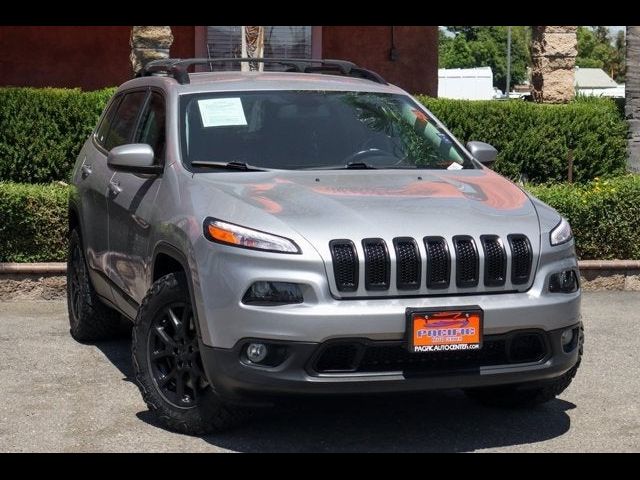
xmin=246 ymin=343 xmax=268 ymax=363
xmin=242 ymin=281 xmax=303 ymax=305
xmin=561 ymin=329 xmax=574 ymax=346
xmin=549 ymin=270 xmax=579 ymax=293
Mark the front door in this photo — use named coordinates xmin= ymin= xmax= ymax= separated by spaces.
xmin=75 ymin=94 xmax=122 ymax=302
xmin=108 ymin=90 xmax=165 ymax=317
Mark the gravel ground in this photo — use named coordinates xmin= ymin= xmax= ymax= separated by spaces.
xmin=0 ymin=292 xmax=638 ymax=452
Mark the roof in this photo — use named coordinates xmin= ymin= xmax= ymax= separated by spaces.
xmin=118 ymin=71 xmax=405 ymax=95
xmin=575 ymin=68 xmax=619 ymax=88
xmin=438 ymin=67 xmax=493 ymax=79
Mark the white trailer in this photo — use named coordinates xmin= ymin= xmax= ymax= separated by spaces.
xmin=437 ymin=67 xmax=501 ymax=100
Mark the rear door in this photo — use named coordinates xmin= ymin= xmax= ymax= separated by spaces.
xmin=108 ymin=90 xmax=165 ymax=316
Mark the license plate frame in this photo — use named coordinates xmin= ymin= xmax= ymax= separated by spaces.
xmin=405 ymin=306 xmax=483 ymax=353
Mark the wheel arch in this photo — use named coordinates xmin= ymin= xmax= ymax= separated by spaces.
xmin=151 ymin=242 xmax=202 ymax=338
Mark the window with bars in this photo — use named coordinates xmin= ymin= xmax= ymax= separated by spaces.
xmin=206 ymin=26 xmax=312 ymax=71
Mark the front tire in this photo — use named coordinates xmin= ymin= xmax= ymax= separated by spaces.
xmin=131 ymin=272 xmax=248 ymax=435
xmin=464 ymin=326 xmax=584 ymax=408
xmin=67 ymin=228 xmax=124 ymax=342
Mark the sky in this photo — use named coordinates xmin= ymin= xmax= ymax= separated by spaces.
xmin=609 ymin=26 xmax=624 ymax=37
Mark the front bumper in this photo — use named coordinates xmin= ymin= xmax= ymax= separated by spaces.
xmin=191 ymin=236 xmax=580 ymax=349
xmin=200 ymin=323 xmax=581 ymax=405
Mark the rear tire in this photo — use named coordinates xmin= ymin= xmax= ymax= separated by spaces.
xmin=465 ymin=326 xmax=584 ymax=408
xmin=131 ymin=272 xmax=250 ymax=435
xmin=67 ymin=228 xmax=125 ymax=342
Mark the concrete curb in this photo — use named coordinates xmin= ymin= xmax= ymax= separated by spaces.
xmin=1 ymin=260 xmax=640 ymax=300
xmin=0 ymin=262 xmax=67 ymax=274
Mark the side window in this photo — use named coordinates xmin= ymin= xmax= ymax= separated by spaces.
xmin=95 ymin=95 xmax=122 ymax=146
xmin=134 ymin=92 xmax=166 ymax=163
xmin=104 ymin=91 xmax=147 ymax=151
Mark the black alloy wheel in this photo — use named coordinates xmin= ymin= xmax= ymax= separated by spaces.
xmin=147 ymin=302 xmax=208 ymax=408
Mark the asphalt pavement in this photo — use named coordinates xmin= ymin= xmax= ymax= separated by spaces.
xmin=0 ymin=292 xmax=638 ymax=452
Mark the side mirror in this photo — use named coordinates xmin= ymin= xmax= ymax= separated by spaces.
xmin=107 ymin=144 xmax=162 ymax=174
xmin=466 ymin=141 xmax=498 ymax=166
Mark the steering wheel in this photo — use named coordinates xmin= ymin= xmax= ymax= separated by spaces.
xmin=342 ymin=148 xmax=407 ymax=167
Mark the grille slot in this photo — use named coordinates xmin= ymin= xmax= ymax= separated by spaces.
xmin=362 ymin=238 xmax=390 ymax=290
xmin=393 ymin=237 xmax=421 ymax=290
xmin=481 ymin=235 xmax=507 ymax=287
xmin=312 ymin=334 xmax=549 ymax=374
xmin=453 ymin=236 xmax=479 ymax=288
xmin=508 ymin=234 xmax=533 ymax=285
xmin=424 ymin=236 xmax=450 ymax=289
xmin=329 ymin=240 xmax=358 ymax=292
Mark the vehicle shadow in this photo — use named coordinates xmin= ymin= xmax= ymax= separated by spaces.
xmin=95 ymin=336 xmax=575 ymax=452
xmin=92 ymin=335 xmax=135 ymax=383
xmin=198 ymin=393 xmax=574 ymax=452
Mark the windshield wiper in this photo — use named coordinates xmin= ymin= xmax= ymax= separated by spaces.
xmin=190 ymin=161 xmax=267 ymax=172
xmin=345 ymin=162 xmax=377 ymax=169
xmin=306 ymin=162 xmax=378 ymax=170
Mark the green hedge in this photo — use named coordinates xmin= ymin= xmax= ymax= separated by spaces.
xmin=0 ymin=182 xmax=69 ymax=262
xmin=527 ymin=175 xmax=640 ymax=260
xmin=417 ymin=96 xmax=628 ymax=184
xmin=0 ymin=88 xmax=629 ymax=185
xmin=2 ymin=177 xmax=640 ymax=263
xmin=0 ymin=87 xmax=115 ymax=183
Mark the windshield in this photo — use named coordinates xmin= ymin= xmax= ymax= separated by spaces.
xmin=179 ymin=90 xmax=476 ymax=171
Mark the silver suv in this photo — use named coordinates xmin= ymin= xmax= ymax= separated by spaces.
xmin=67 ymin=58 xmax=583 ymax=434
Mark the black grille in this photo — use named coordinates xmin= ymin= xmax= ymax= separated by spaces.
xmin=315 ymin=343 xmax=360 ymax=372
xmin=481 ymin=235 xmax=507 ymax=287
xmin=424 ymin=236 xmax=450 ymax=289
xmin=453 ymin=236 xmax=479 ymax=288
xmin=329 ymin=240 xmax=358 ymax=292
xmin=312 ymin=333 xmax=548 ymax=374
xmin=509 ymin=235 xmax=533 ymax=285
xmin=362 ymin=238 xmax=390 ymax=290
xmin=393 ymin=237 xmax=421 ymax=290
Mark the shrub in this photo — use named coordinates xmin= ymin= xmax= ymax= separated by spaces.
xmin=1 ymin=175 xmax=640 ymax=262
xmin=417 ymin=95 xmax=628 ymax=184
xmin=527 ymin=175 xmax=640 ymax=260
xmin=0 ymin=88 xmax=628 ymax=185
xmin=0 ymin=182 xmax=69 ymax=262
xmin=0 ymin=87 xmax=115 ymax=183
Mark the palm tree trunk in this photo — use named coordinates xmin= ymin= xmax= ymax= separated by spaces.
xmin=130 ymin=26 xmax=173 ymax=76
xmin=531 ymin=26 xmax=577 ymax=103
xmin=626 ymin=26 xmax=640 ymax=172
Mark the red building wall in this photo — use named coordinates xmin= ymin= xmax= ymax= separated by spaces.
xmin=0 ymin=26 xmax=195 ymax=90
xmin=321 ymin=26 xmax=438 ymax=96
xmin=0 ymin=26 xmax=438 ymax=94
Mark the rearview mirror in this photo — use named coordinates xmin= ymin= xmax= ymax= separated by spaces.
xmin=466 ymin=141 xmax=498 ymax=166
xmin=107 ymin=144 xmax=162 ymax=174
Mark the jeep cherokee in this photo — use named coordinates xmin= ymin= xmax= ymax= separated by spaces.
xmin=67 ymin=58 xmax=583 ymax=434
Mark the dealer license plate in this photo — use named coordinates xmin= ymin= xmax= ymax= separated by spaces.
xmin=406 ymin=307 xmax=483 ymax=353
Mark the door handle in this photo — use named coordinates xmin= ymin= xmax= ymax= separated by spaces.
xmin=108 ymin=180 xmax=122 ymax=196
xmin=81 ymin=164 xmax=92 ymax=177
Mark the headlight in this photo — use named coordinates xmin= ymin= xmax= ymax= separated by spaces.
xmin=203 ymin=218 xmax=300 ymax=254
xmin=550 ymin=217 xmax=573 ymax=246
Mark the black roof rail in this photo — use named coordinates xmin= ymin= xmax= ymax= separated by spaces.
xmin=141 ymin=58 xmax=388 ymax=85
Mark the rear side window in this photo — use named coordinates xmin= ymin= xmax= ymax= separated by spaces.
xmin=95 ymin=95 xmax=121 ymax=146
xmin=104 ymin=91 xmax=147 ymax=151
xmin=135 ymin=92 xmax=166 ymax=163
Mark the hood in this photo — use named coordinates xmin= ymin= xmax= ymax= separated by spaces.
xmin=195 ymin=168 xmax=539 ymax=248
